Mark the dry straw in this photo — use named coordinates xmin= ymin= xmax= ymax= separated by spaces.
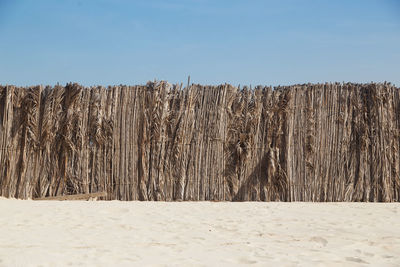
xmin=0 ymin=82 xmax=399 ymax=201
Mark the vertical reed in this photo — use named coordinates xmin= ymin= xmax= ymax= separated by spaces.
xmin=0 ymin=82 xmax=399 ymax=201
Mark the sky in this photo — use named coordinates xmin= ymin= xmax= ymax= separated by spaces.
xmin=0 ymin=0 xmax=399 ymax=86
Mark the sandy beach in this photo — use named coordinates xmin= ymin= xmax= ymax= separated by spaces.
xmin=0 ymin=199 xmax=399 ymax=266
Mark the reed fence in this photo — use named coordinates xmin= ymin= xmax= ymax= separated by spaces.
xmin=0 ymin=82 xmax=399 ymax=201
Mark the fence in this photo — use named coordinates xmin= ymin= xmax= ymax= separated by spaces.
xmin=0 ymin=82 xmax=399 ymax=201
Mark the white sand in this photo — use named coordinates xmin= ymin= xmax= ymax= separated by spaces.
xmin=0 ymin=199 xmax=399 ymax=267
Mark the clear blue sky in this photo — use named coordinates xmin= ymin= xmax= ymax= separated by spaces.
xmin=0 ymin=0 xmax=399 ymax=86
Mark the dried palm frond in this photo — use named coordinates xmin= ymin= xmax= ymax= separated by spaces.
xmin=0 ymin=82 xmax=399 ymax=201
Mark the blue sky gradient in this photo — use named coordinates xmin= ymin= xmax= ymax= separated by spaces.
xmin=0 ymin=0 xmax=399 ymax=86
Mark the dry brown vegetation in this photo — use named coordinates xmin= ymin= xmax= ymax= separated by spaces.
xmin=0 ymin=82 xmax=399 ymax=201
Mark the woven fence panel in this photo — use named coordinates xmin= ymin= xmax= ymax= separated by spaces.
xmin=0 ymin=82 xmax=399 ymax=201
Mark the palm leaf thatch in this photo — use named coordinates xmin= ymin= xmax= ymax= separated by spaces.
xmin=0 ymin=82 xmax=399 ymax=201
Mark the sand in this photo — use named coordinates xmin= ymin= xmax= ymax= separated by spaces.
xmin=0 ymin=199 xmax=399 ymax=266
